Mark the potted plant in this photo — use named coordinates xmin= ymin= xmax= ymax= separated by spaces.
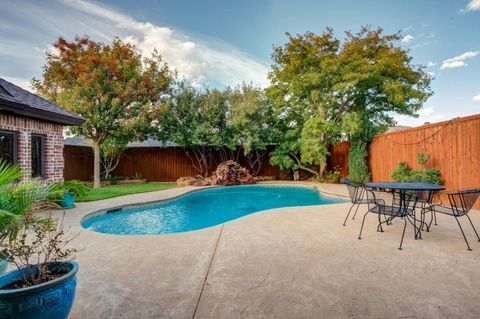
xmin=0 ymin=214 xmax=78 ymax=319
xmin=0 ymin=160 xmax=25 ymax=275
xmin=58 ymin=180 xmax=90 ymax=208
xmin=0 ymin=160 xmax=79 ymax=318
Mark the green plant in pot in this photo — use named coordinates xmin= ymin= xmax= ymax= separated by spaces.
xmin=0 ymin=160 xmax=79 ymax=318
xmin=0 ymin=213 xmax=79 ymax=319
xmin=0 ymin=160 xmax=63 ymax=274
xmin=0 ymin=160 xmax=27 ymax=275
xmin=58 ymin=180 xmax=90 ymax=208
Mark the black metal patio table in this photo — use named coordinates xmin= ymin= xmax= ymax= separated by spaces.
xmin=364 ymin=182 xmax=445 ymax=239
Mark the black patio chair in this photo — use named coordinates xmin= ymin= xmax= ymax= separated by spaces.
xmin=393 ymin=190 xmax=436 ymax=231
xmin=359 ymin=187 xmax=416 ymax=250
xmin=424 ymin=188 xmax=480 ymax=251
xmin=340 ymin=178 xmax=375 ymax=226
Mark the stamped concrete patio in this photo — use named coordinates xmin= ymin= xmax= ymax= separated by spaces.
xmin=57 ymin=183 xmax=480 ymax=319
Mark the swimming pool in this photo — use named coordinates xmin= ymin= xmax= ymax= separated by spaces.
xmin=81 ymin=185 xmax=345 ymax=235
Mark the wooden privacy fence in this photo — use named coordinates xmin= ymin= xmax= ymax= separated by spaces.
xmin=367 ymin=114 xmax=480 ymax=199
xmin=64 ymin=113 xmax=480 ymax=207
xmin=327 ymin=114 xmax=480 ymax=207
xmin=64 ymin=145 xmax=93 ymax=181
xmin=64 ymin=146 xmax=281 ymax=182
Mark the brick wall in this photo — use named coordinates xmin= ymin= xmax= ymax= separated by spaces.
xmin=0 ymin=112 xmax=64 ymax=182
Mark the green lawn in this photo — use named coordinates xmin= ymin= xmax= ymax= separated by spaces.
xmin=78 ymin=182 xmax=176 ymax=202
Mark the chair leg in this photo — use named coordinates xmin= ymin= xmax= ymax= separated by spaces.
xmin=376 ymin=213 xmax=385 ymax=232
xmin=465 ymin=214 xmax=480 ymax=242
xmin=433 ymin=209 xmax=438 ymax=226
xmin=352 ymin=203 xmax=361 ymax=220
xmin=428 ymin=209 xmax=434 ymax=229
xmin=343 ymin=203 xmax=355 ymax=226
xmin=421 ymin=204 xmax=430 ymax=232
xmin=358 ymin=211 xmax=370 ymax=240
xmin=398 ymin=216 xmax=407 ymax=250
xmin=453 ymin=216 xmax=472 ymax=251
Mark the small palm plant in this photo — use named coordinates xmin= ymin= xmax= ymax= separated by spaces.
xmin=0 ymin=160 xmax=55 ymax=243
xmin=0 ymin=160 xmax=77 ymax=285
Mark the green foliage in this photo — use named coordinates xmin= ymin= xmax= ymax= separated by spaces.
xmin=300 ymin=117 xmax=334 ymax=165
xmin=348 ymin=139 xmax=370 ymax=183
xmin=390 ymin=154 xmax=441 ymax=184
xmin=417 ymin=153 xmax=431 ymax=168
xmin=230 ymin=83 xmax=278 ymax=154
xmin=156 ymin=82 xmax=225 ymax=175
xmin=100 ymin=136 xmax=128 ymax=179
xmin=33 ymin=36 xmax=174 ymax=187
xmin=390 ymin=160 xmax=412 ymax=182
xmin=61 ymin=180 xmax=90 ymax=198
xmin=0 ymin=160 xmax=53 ymax=244
xmin=318 ymin=167 xmax=342 ymax=184
xmin=100 ymin=175 xmax=125 ymax=182
xmin=267 ymin=26 xmax=432 ymax=178
xmin=157 ymin=82 xmax=277 ymax=176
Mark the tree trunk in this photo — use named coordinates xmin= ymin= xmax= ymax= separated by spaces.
xmin=319 ymin=162 xmax=327 ymax=178
xmin=93 ymin=140 xmax=101 ymax=189
xmin=290 ymin=152 xmax=320 ymax=177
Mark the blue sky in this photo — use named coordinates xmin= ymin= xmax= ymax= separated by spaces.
xmin=0 ymin=0 xmax=479 ymax=126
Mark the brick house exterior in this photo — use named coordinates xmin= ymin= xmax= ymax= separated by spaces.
xmin=0 ymin=78 xmax=83 ymax=182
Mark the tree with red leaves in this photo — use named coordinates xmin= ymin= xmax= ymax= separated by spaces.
xmin=34 ymin=36 xmax=175 ymax=188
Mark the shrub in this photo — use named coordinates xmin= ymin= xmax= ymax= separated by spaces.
xmin=318 ymin=166 xmax=342 ymax=184
xmin=61 ymin=180 xmax=90 ymax=198
xmin=390 ymin=160 xmax=411 ymax=182
xmin=100 ymin=175 xmax=126 ymax=184
xmin=347 ymin=139 xmax=370 ymax=183
xmin=0 ymin=160 xmax=54 ymax=244
xmin=390 ymin=153 xmax=441 ymax=184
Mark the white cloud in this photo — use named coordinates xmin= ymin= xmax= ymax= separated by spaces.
xmin=426 ymin=61 xmax=436 ymax=67
xmin=440 ymin=51 xmax=479 ymax=70
xmin=419 ymin=107 xmax=434 ymax=116
xmin=473 ymin=94 xmax=480 ymax=102
xmin=61 ymin=0 xmax=269 ymax=87
xmin=0 ymin=0 xmax=269 ymax=89
xmin=395 ymin=108 xmax=447 ymax=127
xmin=464 ymin=0 xmax=480 ymax=11
xmin=2 ymin=76 xmax=34 ymax=92
xmin=401 ymin=34 xmax=414 ymax=44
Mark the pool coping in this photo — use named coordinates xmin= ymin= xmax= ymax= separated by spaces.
xmin=80 ymin=183 xmax=348 ymax=226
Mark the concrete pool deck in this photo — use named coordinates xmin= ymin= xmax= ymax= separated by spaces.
xmin=53 ymin=183 xmax=480 ymax=318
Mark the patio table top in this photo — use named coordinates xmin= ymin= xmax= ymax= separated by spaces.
xmin=365 ymin=182 xmax=446 ymax=191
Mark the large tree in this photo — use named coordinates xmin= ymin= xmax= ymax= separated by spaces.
xmin=267 ymin=29 xmax=342 ymax=177
xmin=157 ymin=82 xmax=227 ymax=177
xmin=267 ymin=27 xmax=432 ymax=179
xmin=230 ymin=83 xmax=278 ymax=175
xmin=33 ymin=36 xmax=174 ymax=188
xmin=338 ymin=27 xmax=432 ymax=182
xmin=158 ymin=82 xmax=277 ymax=177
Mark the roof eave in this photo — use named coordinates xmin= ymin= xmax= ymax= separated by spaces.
xmin=0 ymin=98 xmax=84 ymax=126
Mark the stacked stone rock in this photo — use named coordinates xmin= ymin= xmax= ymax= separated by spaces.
xmin=176 ymin=160 xmax=255 ymax=186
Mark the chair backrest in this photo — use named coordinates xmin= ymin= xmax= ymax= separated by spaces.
xmin=340 ymin=178 xmax=364 ymax=204
xmin=448 ymin=189 xmax=480 ymax=215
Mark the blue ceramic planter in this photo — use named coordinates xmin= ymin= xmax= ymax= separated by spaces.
xmin=0 ymin=258 xmax=8 ymax=276
xmin=0 ymin=261 xmax=78 ymax=319
xmin=59 ymin=192 xmax=76 ymax=208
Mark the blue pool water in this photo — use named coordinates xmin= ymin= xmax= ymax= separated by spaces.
xmin=82 ymin=185 xmax=345 ymax=235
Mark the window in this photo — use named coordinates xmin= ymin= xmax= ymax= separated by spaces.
xmin=0 ymin=131 xmax=17 ymax=165
xmin=31 ymin=135 xmax=45 ymax=178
